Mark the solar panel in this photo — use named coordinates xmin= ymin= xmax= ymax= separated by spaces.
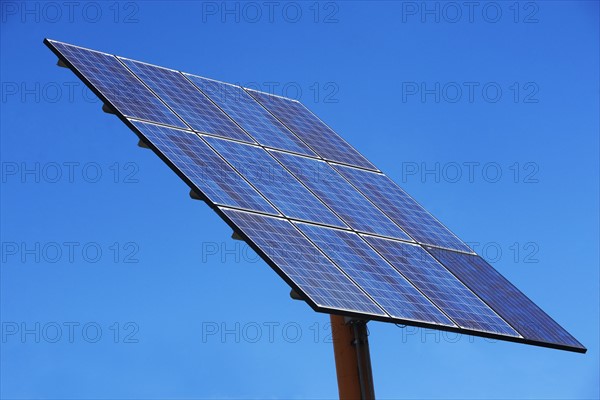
xmin=203 ymin=136 xmax=347 ymax=228
xmin=270 ymin=150 xmax=412 ymax=240
xmin=120 ymin=58 xmax=255 ymax=143
xmin=220 ymin=208 xmax=387 ymax=317
xmin=294 ymin=222 xmax=455 ymax=326
xmin=46 ymin=39 xmax=585 ymax=353
xmin=363 ymin=235 xmax=519 ymax=337
xmin=246 ymin=89 xmax=378 ymax=171
xmin=184 ymin=74 xmax=316 ymax=156
xmin=46 ymin=40 xmax=186 ymax=129
xmin=128 ymin=120 xmax=279 ymax=215
xmin=334 ymin=164 xmax=473 ymax=254
xmin=426 ymin=247 xmax=586 ymax=352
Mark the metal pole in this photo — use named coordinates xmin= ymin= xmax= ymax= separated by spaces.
xmin=330 ymin=315 xmax=375 ymax=400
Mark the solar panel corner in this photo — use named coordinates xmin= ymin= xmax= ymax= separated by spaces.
xmin=45 ymin=39 xmax=182 ymax=131
xmin=425 ymin=246 xmax=587 ymax=354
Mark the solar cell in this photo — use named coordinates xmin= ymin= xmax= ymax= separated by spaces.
xmin=246 ymin=89 xmax=377 ymax=171
xmin=334 ymin=164 xmax=473 ymax=253
xmin=363 ymin=235 xmax=519 ymax=336
xmin=220 ymin=208 xmax=387 ymax=317
xmin=185 ymin=75 xmax=316 ymax=156
xmin=46 ymin=40 xmax=186 ymax=129
xmin=204 ymin=136 xmax=347 ymax=228
xmin=120 ymin=58 xmax=255 ymax=143
xmin=294 ymin=222 xmax=455 ymax=326
xmin=270 ymin=151 xmax=412 ymax=240
xmin=129 ymin=120 xmax=279 ymax=214
xmin=427 ymin=247 xmax=586 ymax=351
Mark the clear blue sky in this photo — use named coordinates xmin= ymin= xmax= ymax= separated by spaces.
xmin=1 ymin=1 xmax=598 ymax=399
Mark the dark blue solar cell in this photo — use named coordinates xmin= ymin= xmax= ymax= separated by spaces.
xmin=427 ymin=248 xmax=585 ymax=351
xmin=130 ymin=120 xmax=278 ymax=214
xmin=294 ymin=222 xmax=455 ymax=326
xmin=247 ymin=89 xmax=377 ymax=171
xmin=221 ymin=208 xmax=387 ymax=317
xmin=185 ymin=75 xmax=316 ymax=156
xmin=270 ymin=151 xmax=412 ymax=240
xmin=363 ymin=236 xmax=519 ymax=336
xmin=334 ymin=165 xmax=473 ymax=253
xmin=48 ymin=40 xmax=186 ymax=129
xmin=120 ymin=58 xmax=255 ymax=143
xmin=204 ymin=136 xmax=347 ymax=228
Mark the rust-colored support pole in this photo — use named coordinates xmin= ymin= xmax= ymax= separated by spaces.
xmin=330 ymin=315 xmax=375 ymax=400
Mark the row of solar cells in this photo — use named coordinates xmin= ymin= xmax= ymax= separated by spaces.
xmin=47 ymin=39 xmax=472 ymax=254
xmin=220 ymin=209 xmax=584 ymax=350
xmin=47 ymin=40 xmax=585 ymax=351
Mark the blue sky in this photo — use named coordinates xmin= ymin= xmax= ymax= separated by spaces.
xmin=1 ymin=1 xmax=598 ymax=399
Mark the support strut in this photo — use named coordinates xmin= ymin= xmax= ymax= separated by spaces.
xmin=330 ymin=315 xmax=375 ymax=400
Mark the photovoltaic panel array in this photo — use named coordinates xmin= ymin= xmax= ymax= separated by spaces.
xmin=45 ymin=39 xmax=585 ymax=353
